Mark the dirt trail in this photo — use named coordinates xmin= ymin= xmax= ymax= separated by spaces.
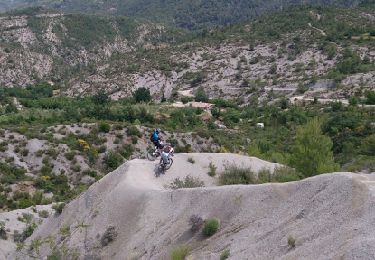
xmin=125 ymin=153 xmax=279 ymax=190
xmin=308 ymin=22 xmax=326 ymax=36
xmin=5 ymin=153 xmax=375 ymax=260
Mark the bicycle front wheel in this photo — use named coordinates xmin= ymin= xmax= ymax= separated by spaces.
xmin=164 ymin=158 xmax=173 ymax=170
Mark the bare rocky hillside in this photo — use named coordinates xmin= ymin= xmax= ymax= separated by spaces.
xmin=0 ymin=123 xmax=218 ymax=213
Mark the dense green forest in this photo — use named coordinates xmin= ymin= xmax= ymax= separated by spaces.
xmin=0 ymin=0 xmax=370 ymax=30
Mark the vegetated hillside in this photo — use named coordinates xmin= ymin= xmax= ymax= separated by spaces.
xmin=0 ymin=0 xmax=368 ymax=30
xmin=7 ymin=154 xmax=375 ymax=259
xmin=1 ymin=6 xmax=374 ymax=102
xmin=0 ymin=82 xmax=374 ymax=214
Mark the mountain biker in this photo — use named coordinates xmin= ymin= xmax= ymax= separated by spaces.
xmin=150 ymin=128 xmax=163 ymax=149
xmin=161 ymin=144 xmax=174 ymax=165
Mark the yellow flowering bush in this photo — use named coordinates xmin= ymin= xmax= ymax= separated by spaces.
xmin=78 ymin=139 xmax=90 ymax=152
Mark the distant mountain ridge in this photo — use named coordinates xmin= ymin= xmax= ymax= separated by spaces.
xmin=0 ymin=0 xmax=367 ymax=30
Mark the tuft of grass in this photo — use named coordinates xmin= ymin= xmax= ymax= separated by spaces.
xmin=18 ymin=213 xmax=33 ymax=224
xmin=207 ymin=162 xmax=217 ymax=177
xmin=272 ymin=166 xmax=301 ymax=183
xmin=52 ymin=203 xmax=65 ymax=215
xmin=220 ymin=249 xmax=230 ymax=260
xmin=29 ymin=238 xmax=43 ymax=254
xmin=60 ymin=225 xmax=71 ymax=237
xmin=0 ymin=221 xmax=7 ymax=240
xmin=170 ymin=245 xmax=191 ymax=260
xmin=187 ymin=157 xmax=195 ymax=164
xmin=75 ymin=222 xmax=90 ymax=229
xmin=38 ymin=210 xmax=49 ymax=218
xmin=202 ymin=218 xmax=220 ymax=237
xmin=189 ymin=215 xmax=204 ymax=232
xmin=257 ymin=168 xmax=272 ymax=183
xmin=220 ymin=164 xmax=300 ymax=185
xmin=168 ymin=176 xmax=204 ymax=189
xmin=288 ymin=236 xmax=296 ymax=249
xmin=219 ymin=164 xmax=256 ymax=185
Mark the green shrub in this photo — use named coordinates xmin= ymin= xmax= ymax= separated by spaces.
xmin=13 ymin=192 xmax=34 ymax=209
xmin=133 ymin=87 xmax=151 ymax=103
xmin=98 ymin=122 xmax=111 ymax=133
xmin=202 ymin=218 xmax=220 ymax=237
xmin=0 ymin=162 xmax=27 ymax=184
xmin=127 ymin=126 xmax=141 ymax=137
xmin=344 ymin=155 xmax=375 ymax=172
xmin=181 ymin=96 xmax=193 ymax=104
xmin=365 ymin=91 xmax=375 ymax=105
xmin=15 ymin=223 xmax=37 ymax=242
xmin=52 ymin=203 xmax=65 ymax=215
xmin=170 ymin=245 xmax=190 ymax=260
xmin=195 ymin=87 xmax=208 ymax=102
xmin=47 ymin=249 xmax=62 ymax=260
xmin=104 ymin=152 xmax=123 ymax=170
xmin=131 ymin=136 xmax=138 ymax=144
xmin=220 ymin=249 xmax=230 ymax=260
xmin=296 ymin=82 xmax=308 ymax=94
xmin=184 ymin=71 xmax=205 ymax=86
xmin=21 ymin=149 xmax=29 ymax=157
xmin=70 ymin=164 xmax=81 ymax=172
xmin=219 ymin=164 xmax=256 ymax=185
xmin=120 ymin=144 xmax=134 ymax=159
xmin=113 ymin=124 xmax=124 ymax=130
xmin=175 ymin=144 xmax=192 ymax=153
xmin=18 ymin=213 xmax=33 ymax=223
xmin=64 ymin=152 xmax=75 ymax=161
xmin=0 ymin=194 xmax=6 ymax=208
xmin=38 ymin=210 xmax=49 ymax=218
xmin=168 ymin=176 xmax=204 ymax=189
xmin=98 ymin=145 xmax=106 ymax=153
xmin=257 ymin=168 xmax=272 ymax=183
xmin=60 ymin=225 xmax=71 ymax=237
xmin=83 ymin=169 xmax=99 ymax=179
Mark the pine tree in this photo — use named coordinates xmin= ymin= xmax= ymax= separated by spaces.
xmin=290 ymin=118 xmax=339 ymax=177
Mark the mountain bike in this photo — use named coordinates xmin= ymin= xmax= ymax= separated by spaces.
xmin=157 ymin=146 xmax=174 ymax=174
xmin=146 ymin=146 xmax=161 ymax=161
